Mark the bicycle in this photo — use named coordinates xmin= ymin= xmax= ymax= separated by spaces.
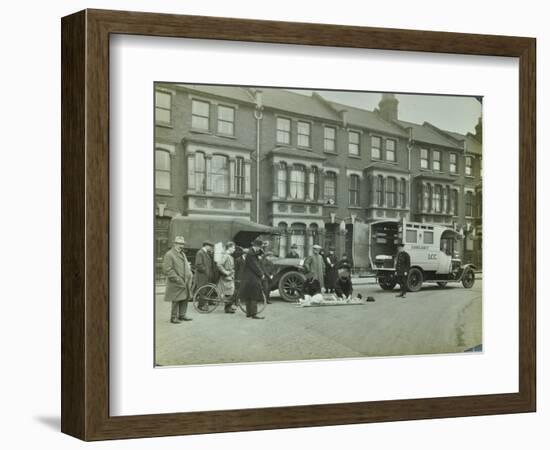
xmin=192 ymin=280 xmax=267 ymax=314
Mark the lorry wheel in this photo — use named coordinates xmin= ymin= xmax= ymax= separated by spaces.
xmin=379 ymin=278 xmax=397 ymax=290
xmin=437 ymin=282 xmax=448 ymax=288
xmin=407 ymin=268 xmax=423 ymax=292
xmin=462 ymin=267 xmax=475 ymax=288
xmin=278 ymin=271 xmax=306 ymax=302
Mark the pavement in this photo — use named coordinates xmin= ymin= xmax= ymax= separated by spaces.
xmin=155 ymin=279 xmax=482 ymax=366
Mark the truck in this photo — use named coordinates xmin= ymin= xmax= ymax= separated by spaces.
xmin=369 ymin=219 xmax=476 ymax=292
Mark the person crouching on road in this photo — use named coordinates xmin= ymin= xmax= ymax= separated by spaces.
xmin=335 ymin=265 xmax=360 ymax=300
xmin=163 ymin=236 xmax=193 ymax=324
xmin=217 ymin=241 xmax=237 ymax=314
xmin=395 ymin=243 xmax=411 ymax=298
xmin=302 ymin=271 xmax=321 ymax=297
xmin=239 ymin=238 xmax=266 ymax=319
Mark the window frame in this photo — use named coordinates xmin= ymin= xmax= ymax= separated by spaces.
xmin=155 ymin=90 xmax=172 ymax=125
xmin=210 ymin=154 xmax=230 ymax=195
xmin=450 ymin=152 xmax=458 ymax=174
xmin=323 ymin=126 xmax=337 ymax=153
xmin=349 ymin=174 xmax=360 ymax=206
xmin=191 ymin=99 xmax=210 ymax=131
xmin=420 ymin=148 xmax=429 ymax=169
xmin=297 ymin=121 xmax=311 ymax=148
xmin=324 ymin=171 xmax=337 ymax=204
xmin=276 ymin=117 xmax=291 ymax=145
xmin=386 ymin=177 xmax=396 ymax=208
xmin=465 ymin=156 xmax=473 ymax=176
xmin=289 ymin=164 xmax=306 ymax=200
xmin=432 ymin=150 xmax=441 ymax=171
xmin=348 ymin=130 xmax=361 ymax=156
xmin=155 ymin=149 xmax=171 ymax=191
xmin=235 ymin=156 xmax=245 ymax=195
xmin=217 ymin=104 xmax=235 ymax=136
xmin=385 ymin=138 xmax=396 ymax=162
xmin=371 ymin=135 xmax=382 ymax=160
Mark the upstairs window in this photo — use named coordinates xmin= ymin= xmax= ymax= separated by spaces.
xmin=433 ymin=185 xmax=442 ymax=212
xmin=277 ymin=162 xmax=287 ymax=198
xmin=450 ymin=153 xmax=457 ymax=173
xmin=235 ymin=157 xmax=245 ymax=194
xmin=465 ymin=156 xmax=473 ymax=176
xmin=297 ymin=121 xmax=311 ymax=147
xmin=371 ymin=136 xmax=381 ymax=159
xmin=211 ymin=155 xmax=229 ymax=194
xmin=465 ymin=191 xmax=474 ymax=216
xmin=289 ymin=165 xmax=306 ymax=200
xmin=399 ymin=178 xmax=407 ymax=208
xmin=155 ymin=91 xmax=171 ymax=124
xmin=324 ymin=126 xmax=336 ymax=152
xmin=421 ymin=148 xmax=429 ymax=169
xmin=155 ymin=150 xmax=171 ymax=190
xmin=386 ymin=177 xmax=396 ymax=208
xmin=385 ymin=139 xmax=396 ymax=162
xmin=276 ymin=117 xmax=291 ymax=144
xmin=324 ymin=172 xmax=337 ymax=204
xmin=349 ymin=174 xmax=360 ymax=206
xmin=377 ymin=175 xmax=384 ymax=206
xmin=348 ymin=131 xmax=360 ymax=156
xmin=432 ymin=150 xmax=441 ymax=171
xmin=194 ymin=152 xmax=207 ymax=193
xmin=191 ymin=100 xmax=210 ymax=131
xmin=217 ymin=105 xmax=235 ymax=135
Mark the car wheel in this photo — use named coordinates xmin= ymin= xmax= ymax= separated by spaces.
xmin=278 ymin=271 xmax=306 ymax=302
xmin=462 ymin=267 xmax=475 ymax=288
xmin=379 ymin=278 xmax=397 ymax=290
xmin=406 ymin=268 xmax=423 ymax=292
xmin=437 ymin=282 xmax=448 ymax=288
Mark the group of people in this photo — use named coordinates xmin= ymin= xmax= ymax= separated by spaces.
xmin=162 ymin=236 xmax=272 ymax=324
xmin=298 ymin=244 xmax=356 ymax=300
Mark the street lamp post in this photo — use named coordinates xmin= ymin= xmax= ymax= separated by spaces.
xmin=253 ymin=90 xmax=264 ymax=224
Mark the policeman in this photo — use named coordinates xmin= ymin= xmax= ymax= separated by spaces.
xmin=395 ymin=243 xmax=411 ymax=298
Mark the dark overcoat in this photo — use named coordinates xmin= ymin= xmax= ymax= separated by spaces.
xmin=194 ymin=248 xmax=215 ymax=289
xmin=163 ymin=248 xmax=193 ymax=302
xmin=239 ymin=248 xmax=265 ymax=301
xmin=335 ymin=277 xmax=353 ymax=298
xmin=395 ymin=251 xmax=411 ymax=277
xmin=324 ymin=254 xmax=338 ymax=289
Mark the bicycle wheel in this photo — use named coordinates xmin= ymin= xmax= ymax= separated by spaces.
xmin=237 ymin=291 xmax=267 ymax=315
xmin=193 ymin=284 xmax=222 ymax=313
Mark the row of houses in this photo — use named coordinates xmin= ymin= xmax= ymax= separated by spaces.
xmin=155 ymin=84 xmax=482 ymax=269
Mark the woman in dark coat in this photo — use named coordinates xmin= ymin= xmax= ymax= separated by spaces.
xmin=239 ymin=239 xmax=266 ymax=319
xmin=324 ymin=247 xmax=338 ymax=293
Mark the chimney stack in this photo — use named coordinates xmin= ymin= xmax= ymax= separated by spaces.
xmin=378 ymin=93 xmax=399 ymax=122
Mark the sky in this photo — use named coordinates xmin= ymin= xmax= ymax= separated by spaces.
xmin=288 ymin=89 xmax=482 ymax=135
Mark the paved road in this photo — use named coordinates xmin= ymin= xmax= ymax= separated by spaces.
xmin=155 ymin=280 xmax=482 ymax=366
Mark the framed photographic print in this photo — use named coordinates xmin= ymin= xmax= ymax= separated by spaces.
xmin=61 ymin=9 xmax=536 ymax=441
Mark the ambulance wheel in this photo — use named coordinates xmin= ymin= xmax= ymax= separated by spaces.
xmin=407 ymin=268 xmax=423 ymax=292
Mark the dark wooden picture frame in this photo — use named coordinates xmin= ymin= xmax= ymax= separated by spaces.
xmin=61 ymin=9 xmax=536 ymax=441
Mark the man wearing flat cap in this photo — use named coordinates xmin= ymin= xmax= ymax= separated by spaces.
xmin=303 ymin=244 xmax=325 ymax=291
xmin=239 ymin=238 xmax=266 ymax=319
xmin=195 ymin=240 xmax=216 ymax=311
xmin=163 ymin=236 xmax=193 ymax=323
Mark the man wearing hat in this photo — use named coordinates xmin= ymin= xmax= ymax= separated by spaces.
xmin=286 ymin=243 xmax=300 ymax=259
xmin=303 ymin=244 xmax=325 ymax=291
xmin=239 ymin=238 xmax=266 ymax=319
xmin=395 ymin=243 xmax=411 ymax=298
xmin=162 ymin=236 xmax=194 ymax=323
xmin=195 ymin=240 xmax=216 ymax=311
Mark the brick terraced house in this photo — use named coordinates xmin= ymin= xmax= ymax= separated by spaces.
xmin=155 ymin=84 xmax=482 ymax=271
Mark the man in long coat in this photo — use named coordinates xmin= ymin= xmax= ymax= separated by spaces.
xmin=395 ymin=243 xmax=411 ymax=298
xmin=163 ymin=236 xmax=193 ymax=323
xmin=303 ymin=244 xmax=325 ymax=290
xmin=239 ymin=238 xmax=266 ymax=319
xmin=324 ymin=247 xmax=338 ymax=293
xmin=195 ymin=240 xmax=215 ymax=311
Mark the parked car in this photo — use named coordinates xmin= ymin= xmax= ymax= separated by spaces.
xmin=167 ymin=215 xmax=305 ymax=302
xmin=369 ymin=219 xmax=476 ymax=292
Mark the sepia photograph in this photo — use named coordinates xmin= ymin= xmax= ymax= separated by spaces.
xmin=154 ymin=83 xmax=483 ymax=367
